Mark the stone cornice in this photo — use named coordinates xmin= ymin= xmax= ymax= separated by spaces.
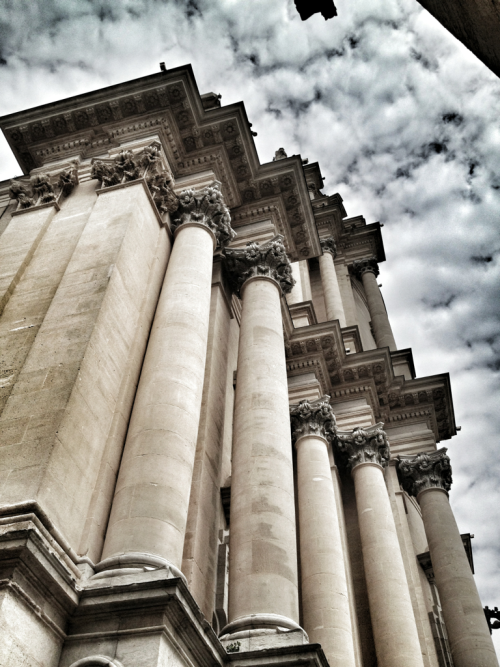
xmin=334 ymin=423 xmax=390 ymax=471
xmin=173 ymin=183 xmax=235 ymax=248
xmin=0 ymin=65 xmax=321 ymax=262
xmin=397 ymin=447 xmax=452 ymax=497
xmin=224 ymin=235 xmax=294 ymax=296
xmin=290 ymin=395 xmax=336 ymax=443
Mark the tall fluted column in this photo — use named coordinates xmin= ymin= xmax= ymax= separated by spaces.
xmin=398 ymin=449 xmax=499 ymax=667
xmin=336 ymin=425 xmax=425 ymax=667
xmin=291 ymin=397 xmax=356 ymax=667
xmin=319 ymin=238 xmax=347 ymax=327
xmin=98 ymin=185 xmax=235 ymax=577
xmin=352 ymin=258 xmax=396 ymax=351
xmin=222 ymin=237 xmax=303 ymax=637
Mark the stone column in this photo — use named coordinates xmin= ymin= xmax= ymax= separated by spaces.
xmin=398 ymin=449 xmax=499 ymax=667
xmin=290 ymin=397 xmax=356 ymax=667
xmin=221 ymin=237 xmax=303 ymax=639
xmin=287 ymin=261 xmax=304 ymax=304
xmin=336 ymin=425 xmax=425 ymax=667
xmin=319 ymin=238 xmax=347 ymax=327
xmin=352 ymin=257 xmax=396 ymax=351
xmin=98 ymin=185 xmax=235 ymax=577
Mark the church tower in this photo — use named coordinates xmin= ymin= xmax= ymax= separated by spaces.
xmin=0 ymin=65 xmax=496 ymax=667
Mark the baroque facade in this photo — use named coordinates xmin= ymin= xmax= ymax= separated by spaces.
xmin=0 ymin=65 xmax=497 ymax=667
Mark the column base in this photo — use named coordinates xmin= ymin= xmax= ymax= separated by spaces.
xmin=220 ymin=614 xmax=308 ymax=651
xmin=92 ymin=552 xmax=187 ymax=583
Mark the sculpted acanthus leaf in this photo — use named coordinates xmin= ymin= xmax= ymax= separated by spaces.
xmin=172 ymin=184 xmax=235 ymax=248
xmin=9 ymin=166 xmax=78 ymax=211
xmin=224 ymin=235 xmax=295 ymax=296
xmin=320 ymin=237 xmax=337 ymax=257
xmin=397 ymin=448 xmax=452 ymax=497
xmin=334 ymin=423 xmax=390 ymax=471
xmin=91 ymin=143 xmax=179 ymax=215
xmin=290 ymin=396 xmax=336 ymax=442
xmin=352 ymin=257 xmax=379 ymax=279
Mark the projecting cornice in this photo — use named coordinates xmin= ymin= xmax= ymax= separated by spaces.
xmin=0 ymin=65 xmax=321 ymax=262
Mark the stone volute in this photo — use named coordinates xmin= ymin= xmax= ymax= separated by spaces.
xmin=173 ymin=183 xmax=236 ymax=248
xmin=224 ymin=235 xmax=295 ymax=296
xmin=290 ymin=395 xmax=336 ymax=443
xmin=352 ymin=256 xmax=379 ymax=279
xmin=397 ymin=447 xmax=452 ymax=497
xmin=319 ymin=237 xmax=337 ymax=258
xmin=335 ymin=423 xmax=390 ymax=471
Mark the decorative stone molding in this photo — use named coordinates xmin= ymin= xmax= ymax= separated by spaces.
xmin=397 ymin=447 xmax=452 ymax=497
xmin=290 ymin=395 xmax=336 ymax=443
xmin=224 ymin=235 xmax=295 ymax=296
xmin=334 ymin=423 xmax=390 ymax=471
xmin=352 ymin=257 xmax=379 ymax=279
xmin=9 ymin=166 xmax=78 ymax=211
xmin=320 ymin=237 xmax=337 ymax=257
xmin=172 ymin=183 xmax=235 ymax=248
xmin=91 ymin=142 xmax=179 ymax=215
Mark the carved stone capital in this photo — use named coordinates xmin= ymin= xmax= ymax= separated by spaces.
xmin=224 ymin=235 xmax=295 ymax=296
xmin=9 ymin=166 xmax=78 ymax=211
xmin=397 ymin=447 xmax=452 ymax=497
xmin=290 ymin=395 xmax=336 ymax=443
xmin=352 ymin=257 xmax=379 ymax=279
xmin=91 ymin=142 xmax=179 ymax=216
xmin=334 ymin=423 xmax=390 ymax=471
xmin=172 ymin=184 xmax=235 ymax=248
xmin=320 ymin=237 xmax=337 ymax=258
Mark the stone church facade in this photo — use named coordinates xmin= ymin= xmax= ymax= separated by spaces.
xmin=0 ymin=65 xmax=496 ymax=667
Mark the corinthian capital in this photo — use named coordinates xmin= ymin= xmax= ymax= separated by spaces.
xmin=224 ymin=235 xmax=295 ymax=296
xmin=334 ymin=423 xmax=390 ymax=471
xmin=352 ymin=257 xmax=379 ymax=279
xmin=397 ymin=448 xmax=452 ymax=497
xmin=172 ymin=184 xmax=236 ymax=248
xmin=320 ymin=237 xmax=337 ymax=258
xmin=290 ymin=395 xmax=336 ymax=443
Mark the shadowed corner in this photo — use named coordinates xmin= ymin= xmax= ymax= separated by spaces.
xmin=294 ymin=0 xmax=337 ymax=21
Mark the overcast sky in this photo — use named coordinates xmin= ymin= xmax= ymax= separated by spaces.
xmin=1 ymin=0 xmax=499 ymax=651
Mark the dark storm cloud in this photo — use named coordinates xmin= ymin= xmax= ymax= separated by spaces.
xmin=0 ymin=0 xmax=499 ymax=653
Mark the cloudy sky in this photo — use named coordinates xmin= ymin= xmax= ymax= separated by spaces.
xmin=1 ymin=0 xmax=499 ymax=651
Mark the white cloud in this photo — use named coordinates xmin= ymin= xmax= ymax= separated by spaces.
xmin=0 ymin=0 xmax=499 ymax=653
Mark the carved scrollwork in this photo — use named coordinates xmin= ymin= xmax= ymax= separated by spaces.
xmin=352 ymin=257 xmax=379 ymax=279
xmin=224 ymin=235 xmax=295 ymax=296
xmin=334 ymin=423 xmax=390 ymax=471
xmin=397 ymin=447 xmax=452 ymax=497
xmin=9 ymin=166 xmax=78 ymax=211
xmin=290 ymin=395 xmax=336 ymax=443
xmin=320 ymin=237 xmax=337 ymax=257
xmin=172 ymin=184 xmax=235 ymax=248
xmin=91 ymin=142 xmax=179 ymax=216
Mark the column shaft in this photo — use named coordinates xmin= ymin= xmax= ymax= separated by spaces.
xmin=353 ymin=463 xmax=424 ymax=667
xmin=296 ymin=434 xmax=356 ymax=666
xmin=287 ymin=261 xmax=304 ymax=304
xmin=299 ymin=260 xmax=313 ymax=301
xmin=100 ymin=222 xmax=215 ymax=573
xmin=419 ymin=488 xmax=499 ymax=667
xmin=361 ymin=270 xmax=396 ymax=351
xmin=319 ymin=252 xmax=347 ymax=327
xmin=228 ymin=276 xmax=300 ymax=631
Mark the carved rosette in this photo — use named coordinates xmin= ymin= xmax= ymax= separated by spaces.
xmin=224 ymin=235 xmax=295 ymax=296
xmin=9 ymin=167 xmax=78 ymax=211
xmin=290 ymin=395 xmax=336 ymax=443
xmin=352 ymin=257 xmax=379 ymax=279
xmin=172 ymin=184 xmax=235 ymax=248
xmin=397 ymin=447 xmax=452 ymax=497
xmin=91 ymin=143 xmax=179 ymax=216
xmin=320 ymin=237 xmax=337 ymax=258
xmin=334 ymin=423 xmax=390 ymax=471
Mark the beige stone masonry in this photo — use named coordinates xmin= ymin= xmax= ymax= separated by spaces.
xmin=0 ymin=180 xmax=169 ymax=553
xmin=318 ymin=239 xmax=347 ymax=327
